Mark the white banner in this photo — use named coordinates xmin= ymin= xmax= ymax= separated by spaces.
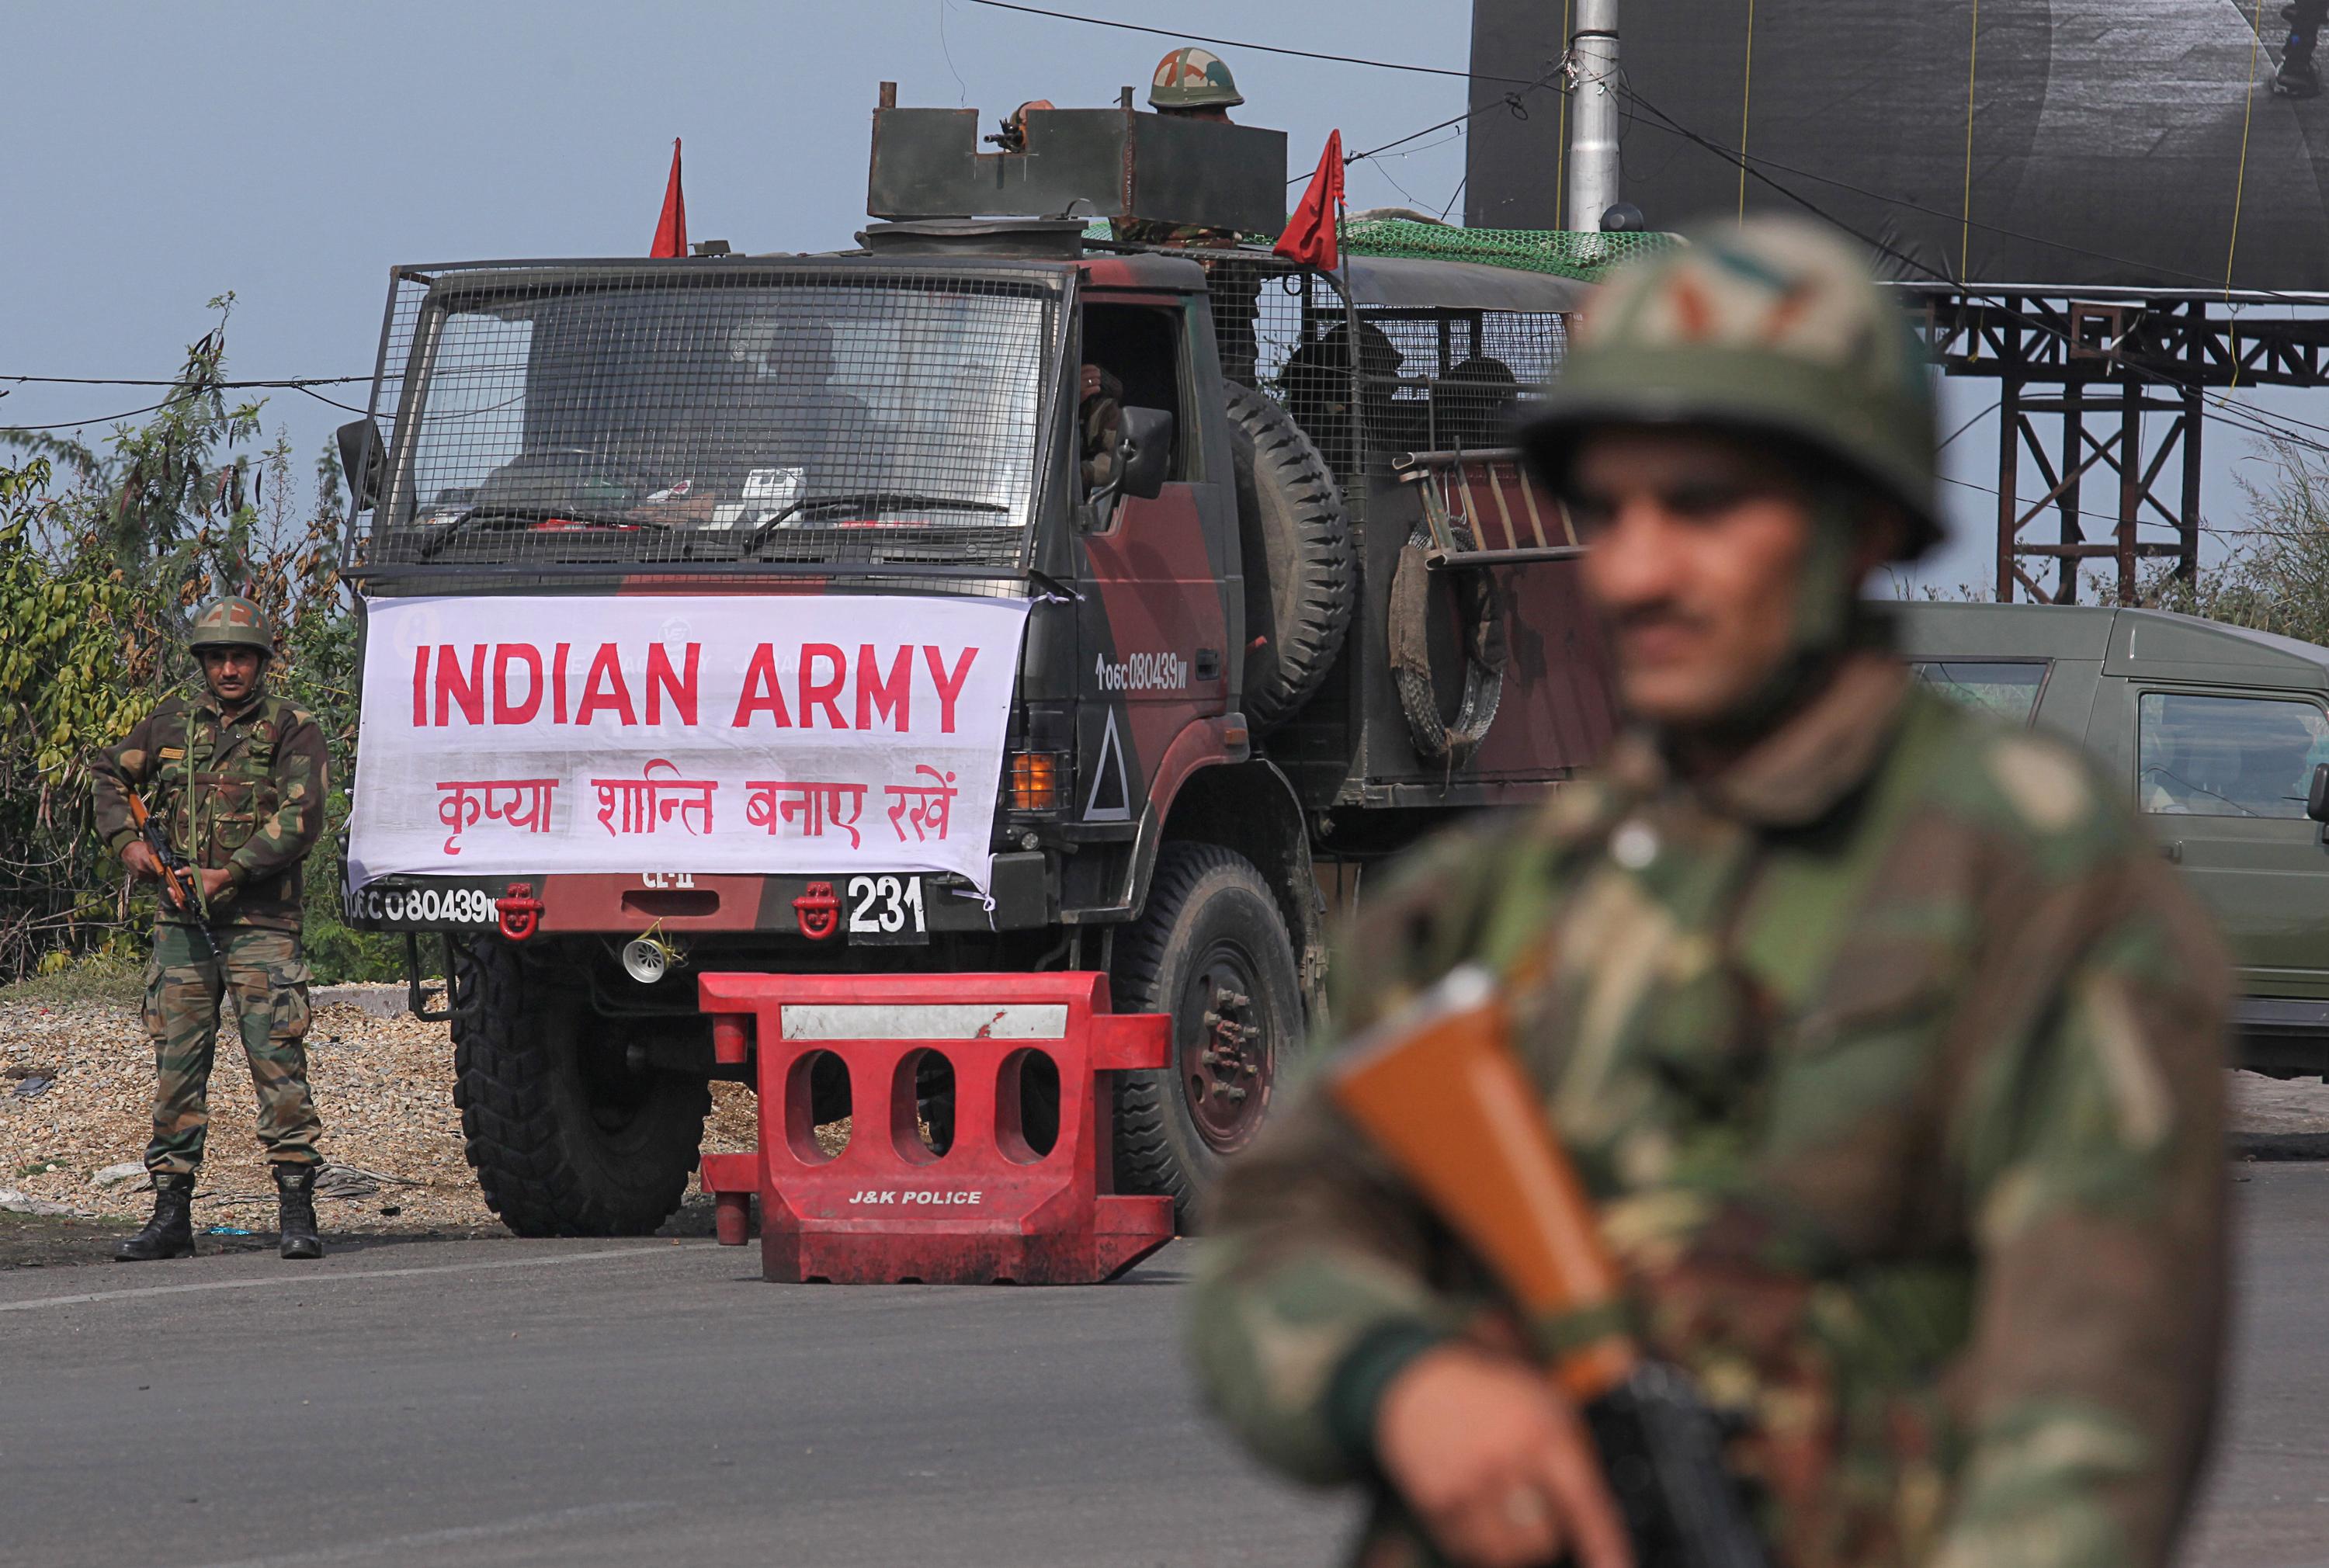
xmin=346 ymin=594 xmax=1032 ymax=893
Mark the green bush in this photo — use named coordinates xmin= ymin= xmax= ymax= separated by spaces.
xmin=1 ymin=302 xmax=394 ymax=984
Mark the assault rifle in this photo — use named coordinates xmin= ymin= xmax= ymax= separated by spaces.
xmin=125 ymin=792 xmax=216 ymax=959
xmin=1327 ymin=966 xmax=1771 ymax=1568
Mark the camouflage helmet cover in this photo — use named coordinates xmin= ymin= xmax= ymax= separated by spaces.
xmin=1520 ymin=216 xmax=1941 ymax=558
xmin=186 ymin=595 xmax=274 ymax=655
xmin=1150 ymin=47 xmax=1244 ymax=110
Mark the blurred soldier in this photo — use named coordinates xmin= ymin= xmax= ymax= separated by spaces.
xmin=2279 ymin=1 xmax=2328 ymax=96
xmin=1189 ymin=219 xmax=2229 ymax=1568
xmin=1114 ymin=47 xmax=1262 ymax=385
xmin=93 ymin=596 xmax=331 ymax=1263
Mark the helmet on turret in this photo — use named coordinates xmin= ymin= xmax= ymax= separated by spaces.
xmin=1149 ymin=47 xmax=1244 ymax=111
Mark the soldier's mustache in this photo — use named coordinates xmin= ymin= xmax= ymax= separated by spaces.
xmin=1607 ymin=603 xmax=1710 ymax=641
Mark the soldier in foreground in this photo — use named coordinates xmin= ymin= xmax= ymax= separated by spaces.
xmin=93 ymin=597 xmax=331 ymax=1262
xmin=1189 ymin=219 xmax=2229 ymax=1567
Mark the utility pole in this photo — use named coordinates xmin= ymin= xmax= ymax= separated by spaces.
xmin=1565 ymin=0 xmax=1620 ymax=231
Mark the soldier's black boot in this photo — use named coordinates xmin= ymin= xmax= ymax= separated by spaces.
xmin=274 ymin=1164 xmax=325 ymax=1261
xmin=113 ymin=1173 xmax=196 ymax=1262
xmin=2278 ymin=40 xmax=2321 ymax=96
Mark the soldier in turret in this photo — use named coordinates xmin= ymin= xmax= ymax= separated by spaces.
xmin=92 ymin=596 xmax=331 ymax=1263
xmin=1113 ymin=47 xmax=1263 ymax=386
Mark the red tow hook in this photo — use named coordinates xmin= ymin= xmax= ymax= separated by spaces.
xmin=793 ymin=880 xmax=839 ymax=941
xmin=495 ymin=882 xmax=544 ymax=942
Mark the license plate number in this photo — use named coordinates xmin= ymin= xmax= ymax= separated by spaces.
xmin=845 ymin=874 xmax=928 ymax=944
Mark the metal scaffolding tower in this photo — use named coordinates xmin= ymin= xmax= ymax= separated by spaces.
xmin=1906 ymin=286 xmax=2329 ymax=604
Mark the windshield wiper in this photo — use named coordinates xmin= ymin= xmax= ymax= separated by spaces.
xmin=415 ymin=506 xmax=654 ymax=560
xmin=745 ymin=493 xmax=1010 ymax=553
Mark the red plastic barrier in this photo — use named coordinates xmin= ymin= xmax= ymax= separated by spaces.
xmin=695 ymin=971 xmax=1175 ymax=1285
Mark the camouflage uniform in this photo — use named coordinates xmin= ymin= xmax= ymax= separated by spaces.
xmin=1187 ymin=220 xmax=2230 ymax=1568
xmin=93 ymin=668 xmax=330 ymax=1179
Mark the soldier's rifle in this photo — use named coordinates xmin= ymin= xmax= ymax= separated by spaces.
xmin=124 ymin=791 xmax=217 ymax=963
xmin=1327 ymin=966 xmax=1770 ymax=1568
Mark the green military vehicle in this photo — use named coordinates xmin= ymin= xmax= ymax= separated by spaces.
xmin=1886 ymin=600 xmax=2329 ymax=1079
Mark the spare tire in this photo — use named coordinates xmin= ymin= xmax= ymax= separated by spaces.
xmin=1227 ymin=383 xmax=1355 ymax=732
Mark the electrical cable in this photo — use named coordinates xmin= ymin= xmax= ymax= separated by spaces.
xmin=1286 ymin=64 xmax=1566 ymax=187
xmin=2 ymin=400 xmax=185 ymax=432
xmin=1439 ymin=174 xmax=1468 ymax=224
xmin=1 ymin=371 xmax=379 ymax=433
xmin=1618 ymin=81 xmax=2329 ymax=460
xmin=1619 ymin=85 xmax=2325 ymax=309
xmin=1938 ymin=398 xmax=2002 ymax=452
xmin=962 ymin=0 xmax=1549 ymax=86
xmin=1 ymin=373 xmax=369 ymax=389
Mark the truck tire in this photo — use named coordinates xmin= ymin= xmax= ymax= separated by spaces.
xmin=450 ymin=937 xmax=710 ymax=1237
xmin=1112 ymin=842 xmax=1303 ymax=1227
xmin=1228 ymin=383 xmax=1354 ymax=732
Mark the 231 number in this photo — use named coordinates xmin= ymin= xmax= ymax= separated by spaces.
xmin=845 ymin=875 xmax=925 ymax=937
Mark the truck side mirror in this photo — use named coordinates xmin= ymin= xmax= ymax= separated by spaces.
xmin=2308 ymin=762 xmax=2329 ymax=824
xmin=1115 ymin=406 xmax=1172 ymax=501
xmin=337 ymin=418 xmax=384 ymax=512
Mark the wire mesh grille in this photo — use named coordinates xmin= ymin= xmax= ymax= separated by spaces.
xmin=1243 ymin=266 xmax=1568 ymax=501
xmin=346 ymin=260 xmax=1067 ymax=575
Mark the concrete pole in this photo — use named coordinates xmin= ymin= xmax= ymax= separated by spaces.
xmin=1566 ymin=0 xmax=1621 ymax=232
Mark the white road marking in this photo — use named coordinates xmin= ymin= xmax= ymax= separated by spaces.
xmin=0 ymin=1244 xmax=696 ymax=1313
xmin=189 ymin=1501 xmax=675 ymax=1568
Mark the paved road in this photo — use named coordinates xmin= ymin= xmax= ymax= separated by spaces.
xmin=2183 ymin=1161 xmax=2329 ymax=1568
xmin=2 ymin=1236 xmax=1348 ymax=1567
xmin=4 ymin=1167 xmax=2324 ymax=1568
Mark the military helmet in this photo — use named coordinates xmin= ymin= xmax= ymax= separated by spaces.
xmin=1150 ymin=47 xmax=1244 ymax=110
xmin=1519 ymin=216 xmax=1941 ymax=558
xmin=187 ymin=595 xmax=274 ymax=656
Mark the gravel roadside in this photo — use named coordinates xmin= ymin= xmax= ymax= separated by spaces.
xmin=6 ymin=992 xmax=2325 ymax=1268
xmin=0 ymin=992 xmax=756 ymax=1268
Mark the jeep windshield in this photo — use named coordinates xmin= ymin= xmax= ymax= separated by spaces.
xmin=356 ymin=262 xmax=1064 ymax=570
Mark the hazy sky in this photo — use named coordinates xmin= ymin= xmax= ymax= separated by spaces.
xmin=2 ymin=0 xmax=2313 ymax=596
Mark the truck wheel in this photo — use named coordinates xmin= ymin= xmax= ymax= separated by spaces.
xmin=1228 ymin=383 xmax=1355 ymax=732
xmin=450 ymin=937 xmax=710 ymax=1237
xmin=1112 ymin=842 xmax=1303 ymax=1227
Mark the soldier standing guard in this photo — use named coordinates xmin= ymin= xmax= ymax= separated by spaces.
xmin=93 ymin=595 xmax=332 ymax=1262
xmin=1189 ymin=219 xmax=2230 ymax=1568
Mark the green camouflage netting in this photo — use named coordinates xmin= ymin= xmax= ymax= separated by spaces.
xmin=1087 ymin=219 xmax=1680 ymax=283
xmin=1335 ymin=219 xmax=1678 ymax=281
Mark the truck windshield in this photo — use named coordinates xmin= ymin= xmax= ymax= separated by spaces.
xmin=360 ymin=266 xmax=1060 ymax=569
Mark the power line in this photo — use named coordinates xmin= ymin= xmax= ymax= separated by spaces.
xmin=1616 ymin=81 xmax=2329 ymax=461
xmin=1 ymin=371 xmax=379 ymax=434
xmin=1938 ymin=398 xmax=2001 ymax=452
xmin=2 ymin=400 xmax=187 ymax=433
xmin=1615 ymin=85 xmax=2323 ymax=310
xmin=3 ymin=373 xmax=368 ymax=390
xmin=962 ymin=0 xmax=1550 ymax=87
xmin=283 ymin=384 xmax=379 ymax=417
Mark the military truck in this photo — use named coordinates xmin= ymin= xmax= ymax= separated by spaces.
xmin=335 ymin=93 xmax=1628 ymax=1234
xmin=1890 ymin=599 xmax=2329 ymax=1078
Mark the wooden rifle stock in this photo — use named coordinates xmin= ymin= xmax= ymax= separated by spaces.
xmin=125 ymin=792 xmax=207 ymax=927
xmin=1327 ymin=966 xmax=1772 ymax=1568
xmin=1326 ymin=965 xmax=1637 ymax=1401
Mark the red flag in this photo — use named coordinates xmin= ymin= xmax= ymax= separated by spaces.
xmin=1274 ymin=131 xmax=1344 ymax=272
xmin=651 ymin=138 xmax=688 ymax=258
